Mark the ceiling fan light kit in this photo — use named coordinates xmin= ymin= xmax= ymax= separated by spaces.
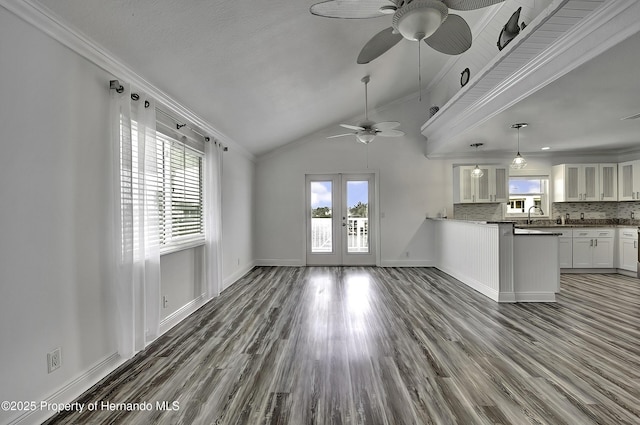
xmin=392 ymin=0 xmax=448 ymax=41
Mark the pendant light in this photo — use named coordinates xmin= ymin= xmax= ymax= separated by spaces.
xmin=510 ymin=123 xmax=528 ymax=170
xmin=470 ymin=143 xmax=484 ymax=178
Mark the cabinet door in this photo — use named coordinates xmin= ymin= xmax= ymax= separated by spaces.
xmin=565 ymin=165 xmax=581 ymax=201
xmin=592 ymin=238 xmax=614 ymax=268
xmin=619 ymin=237 xmax=637 ymax=271
xmin=572 ymin=238 xmax=593 ymax=268
xmin=475 ymin=168 xmax=491 ymax=202
xmin=458 ymin=167 xmax=474 ymax=203
xmin=582 ymin=164 xmax=599 ymax=201
xmin=492 ymin=167 xmax=508 ymax=202
xmin=559 ymin=237 xmax=573 ymax=268
xmin=618 ymin=161 xmax=634 ymax=201
xmin=598 ymin=164 xmax=617 ymax=201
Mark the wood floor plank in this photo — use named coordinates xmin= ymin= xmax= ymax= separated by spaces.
xmin=43 ymin=268 xmax=640 ymax=425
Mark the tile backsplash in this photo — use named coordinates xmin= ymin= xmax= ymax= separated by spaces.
xmin=454 ymin=201 xmax=640 ymax=222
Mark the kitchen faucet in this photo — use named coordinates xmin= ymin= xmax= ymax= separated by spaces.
xmin=527 ymin=206 xmax=544 ymax=224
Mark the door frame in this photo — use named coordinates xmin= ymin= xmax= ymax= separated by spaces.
xmin=303 ymin=171 xmax=380 ymax=266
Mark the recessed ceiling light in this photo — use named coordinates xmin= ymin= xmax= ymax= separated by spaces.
xmin=541 ymin=146 xmax=551 ymax=150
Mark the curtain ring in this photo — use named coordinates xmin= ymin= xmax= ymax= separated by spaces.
xmin=145 ymin=100 xmax=150 ymax=108
xmin=131 ymin=93 xmax=139 ymax=101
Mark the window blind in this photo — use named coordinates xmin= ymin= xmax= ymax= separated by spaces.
xmin=158 ymin=132 xmax=204 ymax=249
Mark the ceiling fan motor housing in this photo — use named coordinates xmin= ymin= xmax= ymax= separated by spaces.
xmin=392 ymin=0 xmax=448 ymax=41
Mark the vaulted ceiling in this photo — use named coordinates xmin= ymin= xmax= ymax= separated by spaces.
xmin=27 ymin=0 xmax=636 ymax=159
xmin=30 ymin=0 xmax=516 ymax=155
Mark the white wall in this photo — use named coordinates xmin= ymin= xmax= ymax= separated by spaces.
xmin=0 ymin=7 xmax=116 ymax=423
xmin=0 ymin=6 xmax=255 ymax=424
xmin=255 ymin=96 xmax=448 ymax=266
xmin=222 ymin=149 xmax=255 ymax=289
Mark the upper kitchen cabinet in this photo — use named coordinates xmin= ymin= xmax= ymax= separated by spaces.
xmin=453 ymin=166 xmax=508 ymax=204
xmin=618 ymin=160 xmax=640 ymax=201
xmin=552 ymin=164 xmax=617 ymax=202
xmin=599 ymin=164 xmax=618 ymax=202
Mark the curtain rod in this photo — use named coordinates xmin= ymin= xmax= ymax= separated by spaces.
xmin=110 ymin=79 xmax=227 ymax=151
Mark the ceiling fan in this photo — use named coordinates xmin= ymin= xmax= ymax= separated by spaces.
xmin=310 ymin=0 xmax=506 ymax=63
xmin=328 ymin=75 xmax=404 ymax=144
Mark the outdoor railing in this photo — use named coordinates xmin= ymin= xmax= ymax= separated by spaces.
xmin=311 ymin=217 xmax=368 ymax=253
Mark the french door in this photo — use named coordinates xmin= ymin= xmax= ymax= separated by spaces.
xmin=305 ymin=173 xmax=376 ymax=265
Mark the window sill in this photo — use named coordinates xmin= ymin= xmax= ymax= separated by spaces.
xmin=160 ymin=239 xmax=205 ymax=256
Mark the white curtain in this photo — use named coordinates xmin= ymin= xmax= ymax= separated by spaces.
xmin=204 ymin=140 xmax=224 ymax=299
xmin=109 ymin=83 xmax=161 ymax=359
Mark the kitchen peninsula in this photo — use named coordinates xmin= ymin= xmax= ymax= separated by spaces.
xmin=430 ymin=218 xmax=560 ymax=302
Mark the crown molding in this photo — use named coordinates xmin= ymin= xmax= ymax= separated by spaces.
xmin=0 ymin=0 xmax=255 ymax=162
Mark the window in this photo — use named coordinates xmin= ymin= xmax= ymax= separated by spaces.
xmin=506 ymin=176 xmax=549 ymax=217
xmin=158 ymin=132 xmax=204 ymax=250
xmin=125 ymin=120 xmax=204 ymax=255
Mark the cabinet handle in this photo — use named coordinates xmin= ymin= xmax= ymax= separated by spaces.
xmin=590 ymin=239 xmax=593 ymax=246
xmin=635 ymin=241 xmax=637 ymax=249
xmin=595 ymin=239 xmax=598 ymax=247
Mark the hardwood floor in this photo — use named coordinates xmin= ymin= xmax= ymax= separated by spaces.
xmin=44 ymin=267 xmax=640 ymax=425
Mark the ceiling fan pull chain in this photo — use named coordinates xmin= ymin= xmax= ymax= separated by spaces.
xmin=418 ymin=41 xmax=422 ymax=102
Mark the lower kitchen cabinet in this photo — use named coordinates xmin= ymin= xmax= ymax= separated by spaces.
xmin=618 ymin=228 xmax=638 ymax=272
xmin=558 ymin=230 xmax=573 ymax=268
xmin=572 ymin=228 xmax=614 ymax=268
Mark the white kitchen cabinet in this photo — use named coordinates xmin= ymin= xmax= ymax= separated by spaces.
xmin=552 ymin=164 xmax=599 ymax=202
xmin=558 ymin=229 xmax=573 ymax=268
xmin=598 ymin=164 xmax=617 ymax=201
xmin=618 ymin=160 xmax=640 ymax=201
xmin=453 ymin=165 xmax=508 ymax=203
xmin=572 ymin=228 xmax=614 ymax=268
xmin=617 ymin=228 xmax=638 ymax=272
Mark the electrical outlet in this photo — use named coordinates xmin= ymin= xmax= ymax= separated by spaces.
xmin=580 ymin=213 xmax=584 ymax=220
xmin=632 ymin=211 xmax=635 ymax=219
xmin=237 ymin=258 xmax=240 ymax=266
xmin=47 ymin=348 xmax=61 ymax=373
xmin=162 ymin=295 xmax=169 ymax=309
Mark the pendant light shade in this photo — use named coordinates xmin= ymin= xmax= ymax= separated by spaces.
xmin=470 ymin=143 xmax=484 ymax=178
xmin=510 ymin=123 xmax=528 ymax=170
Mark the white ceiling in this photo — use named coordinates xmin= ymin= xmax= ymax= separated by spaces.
xmin=435 ymin=28 xmax=640 ymax=158
xmin=33 ymin=0 xmax=495 ymax=156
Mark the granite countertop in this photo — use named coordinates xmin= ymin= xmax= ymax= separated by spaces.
xmin=513 ymin=228 xmax=563 ymax=236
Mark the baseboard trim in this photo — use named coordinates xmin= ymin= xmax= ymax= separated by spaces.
xmin=513 ymin=292 xmax=557 ymax=302
xmin=436 ymin=266 xmax=500 ymax=302
xmin=159 ymin=294 xmax=207 ymax=337
xmin=223 ymin=261 xmax=256 ymax=289
xmin=254 ymin=259 xmax=304 ymax=267
xmin=379 ymin=260 xmax=435 ymax=267
xmin=8 ymin=353 xmax=124 ymax=425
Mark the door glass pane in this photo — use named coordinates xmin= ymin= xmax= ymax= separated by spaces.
xmin=310 ymin=181 xmax=332 ymax=252
xmin=347 ymin=180 xmax=369 ymax=253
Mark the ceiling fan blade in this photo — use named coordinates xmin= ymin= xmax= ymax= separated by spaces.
xmin=442 ymin=0 xmax=505 ymax=11
xmin=424 ymin=14 xmax=472 ymax=55
xmin=340 ymin=124 xmax=365 ymax=131
xmin=357 ymin=27 xmax=403 ymax=64
xmin=377 ymin=129 xmax=405 ymax=137
xmin=327 ymin=133 xmax=356 ymax=139
xmin=310 ymin=0 xmax=392 ymax=19
xmin=372 ymin=121 xmax=400 ymax=130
